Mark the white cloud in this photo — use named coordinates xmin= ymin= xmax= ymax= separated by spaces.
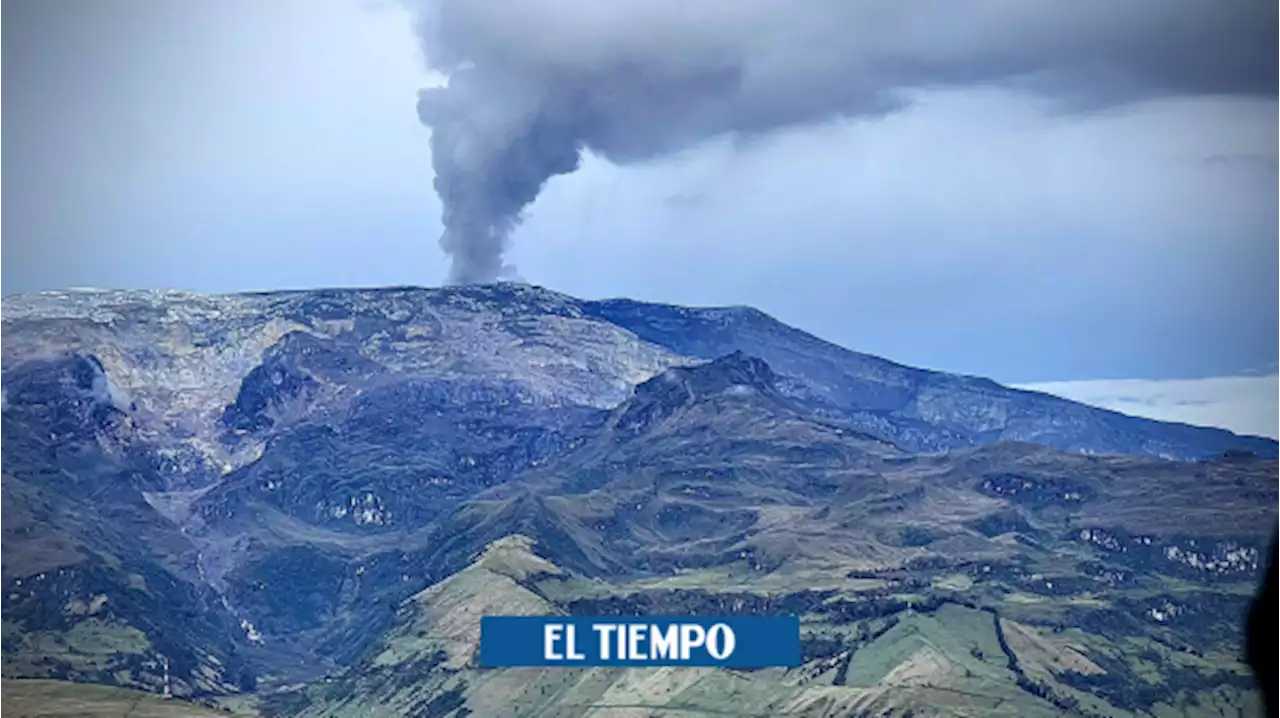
xmin=1016 ymin=374 xmax=1279 ymax=439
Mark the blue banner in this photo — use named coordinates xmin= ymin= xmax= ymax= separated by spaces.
xmin=479 ymin=615 xmax=800 ymax=668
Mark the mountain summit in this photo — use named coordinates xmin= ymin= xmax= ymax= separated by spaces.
xmin=4 ymin=284 xmax=1272 ymax=470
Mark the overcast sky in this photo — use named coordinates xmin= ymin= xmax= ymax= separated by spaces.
xmin=2 ymin=0 xmax=1276 ymax=435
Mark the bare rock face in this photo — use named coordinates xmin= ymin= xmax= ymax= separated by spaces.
xmin=5 ymin=284 xmax=1272 ymax=482
xmin=2 ymin=285 xmax=689 ymax=488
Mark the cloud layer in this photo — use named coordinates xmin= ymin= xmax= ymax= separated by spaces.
xmin=3 ymin=1 xmax=1273 ymax=385
xmin=1018 ymin=375 xmax=1279 ymax=439
xmin=410 ymin=0 xmax=1277 ymax=282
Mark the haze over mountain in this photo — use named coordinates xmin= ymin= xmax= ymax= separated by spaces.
xmin=2 ymin=284 xmax=1275 ymax=717
xmin=1016 ymin=375 xmax=1280 ymax=441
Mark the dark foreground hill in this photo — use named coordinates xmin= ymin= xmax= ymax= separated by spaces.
xmin=2 ymin=284 xmax=1275 ymax=717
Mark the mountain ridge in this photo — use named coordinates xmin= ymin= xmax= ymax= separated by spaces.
xmin=5 ymin=283 xmax=1274 ymax=465
xmin=2 ymin=283 xmax=1275 ymax=717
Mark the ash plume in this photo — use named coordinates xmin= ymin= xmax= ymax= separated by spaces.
xmin=411 ymin=0 xmax=1277 ymax=285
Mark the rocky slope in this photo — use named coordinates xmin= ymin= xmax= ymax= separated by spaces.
xmin=1 ymin=355 xmax=256 ymax=696
xmin=4 ymin=285 xmax=1271 ymax=478
xmin=1 ymin=283 xmax=1275 ymax=716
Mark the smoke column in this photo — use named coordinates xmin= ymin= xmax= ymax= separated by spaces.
xmin=411 ymin=0 xmax=1276 ymax=285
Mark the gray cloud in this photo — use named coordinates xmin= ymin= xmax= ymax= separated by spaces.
xmin=410 ymin=0 xmax=1276 ymax=284
xmin=1200 ymin=152 xmax=1280 ymax=177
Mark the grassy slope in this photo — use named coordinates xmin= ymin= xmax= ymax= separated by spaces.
xmin=268 ymin=379 xmax=1275 ymax=717
xmin=1 ymin=679 xmax=255 ymax=717
xmin=283 ymin=536 xmax=1070 ymax=718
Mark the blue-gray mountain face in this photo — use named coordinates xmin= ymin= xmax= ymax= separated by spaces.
xmin=1 ymin=284 xmax=1275 ymax=717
